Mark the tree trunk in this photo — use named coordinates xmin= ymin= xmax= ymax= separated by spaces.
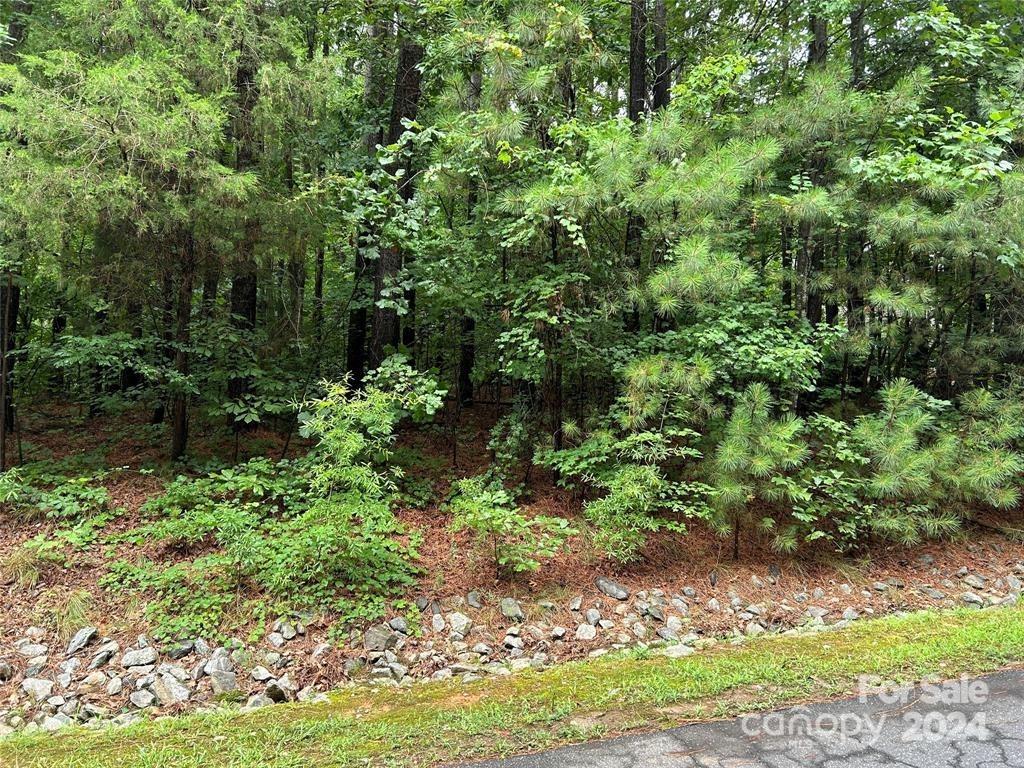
xmin=369 ymin=37 xmax=423 ymax=370
xmin=625 ymin=0 xmax=647 ymax=331
xmin=651 ymin=0 xmax=669 ymax=111
xmin=849 ymin=3 xmax=866 ymax=88
xmin=347 ymin=17 xmax=388 ymax=386
xmin=458 ymin=315 xmax=475 ymax=406
xmin=804 ymin=15 xmax=828 ymax=326
xmin=227 ymin=19 xmax=260 ymax=428
xmin=628 ymin=0 xmax=647 ymax=121
xmin=170 ymin=234 xmax=196 ymax=460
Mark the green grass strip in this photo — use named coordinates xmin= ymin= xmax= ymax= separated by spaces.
xmin=3 ymin=606 xmax=1023 ymax=768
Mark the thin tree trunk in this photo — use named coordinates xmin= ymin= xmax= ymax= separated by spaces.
xmin=170 ymin=234 xmax=196 ymax=460
xmin=625 ymin=0 xmax=647 ymax=332
xmin=227 ymin=17 xmax=260 ymax=429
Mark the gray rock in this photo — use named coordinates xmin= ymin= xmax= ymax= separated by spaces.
xmin=343 ymin=658 xmax=365 ymax=677
xmin=165 ymin=640 xmax=194 ymax=660
xmin=961 ymin=592 xmax=984 ymax=606
xmin=842 ymin=607 xmax=859 ymax=621
xmin=551 ymin=626 xmax=566 ymax=640
xmin=745 ymin=622 xmax=765 ymax=637
xmin=920 ymin=586 xmax=946 ymax=600
xmin=467 ymin=591 xmax=484 ymax=609
xmin=41 ymin=715 xmax=71 ymax=732
xmin=1007 ymin=575 xmax=1022 ymax=593
xmin=267 ymin=632 xmax=286 ymax=648
xmin=431 ymin=613 xmax=446 ymax=633
xmin=500 ymin=598 xmax=524 ymax=620
xmin=388 ymin=617 xmax=409 ymax=634
xmin=595 ymin=576 xmax=630 ymax=601
xmin=130 ymin=690 xmax=155 ymax=708
xmin=661 ymin=644 xmax=695 ymax=659
xmin=574 ymin=624 xmax=597 ymax=641
xmin=245 ymin=694 xmax=274 ymax=709
xmin=21 ymin=678 xmax=53 ymax=702
xmin=16 ymin=642 xmax=47 ymax=658
xmin=706 ymin=598 xmax=720 ymax=612
xmin=121 ymin=648 xmax=158 ymax=668
xmin=449 ymin=612 xmax=472 ymax=637
xmin=89 ymin=649 xmax=115 ymax=669
xmin=275 ymin=621 xmax=298 ymax=641
xmin=203 ymin=649 xmax=232 ymax=675
xmin=682 ymin=587 xmax=697 ymax=598
xmin=152 ymin=673 xmax=191 ymax=706
xmin=963 ymin=574 xmax=987 ymax=590
xmin=251 ymin=666 xmax=274 ymax=682
xmin=363 ymin=625 xmax=398 ymax=652
xmin=656 ymin=626 xmax=679 ymax=642
xmin=106 ymin=677 xmax=123 ymax=696
xmin=568 ymin=596 xmax=583 ymax=612
xmin=585 ymin=608 xmax=601 ymax=626
xmin=65 ymin=626 xmax=98 ymax=656
xmin=209 ymin=670 xmax=238 ymax=694
xmin=872 ymin=582 xmax=889 ymax=592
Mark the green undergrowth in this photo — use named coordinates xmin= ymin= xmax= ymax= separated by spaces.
xmin=3 ymin=606 xmax=1023 ymax=768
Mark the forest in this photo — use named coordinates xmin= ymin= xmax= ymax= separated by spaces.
xmin=0 ymin=0 xmax=1022 ymax=734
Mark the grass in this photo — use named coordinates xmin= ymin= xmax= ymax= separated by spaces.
xmin=2 ymin=606 xmax=1023 ymax=767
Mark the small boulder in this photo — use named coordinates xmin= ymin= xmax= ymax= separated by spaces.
xmin=448 ymin=612 xmax=472 ymax=637
xmin=500 ymin=598 xmax=524 ymax=621
xmin=595 ymin=576 xmax=629 ymax=601
xmin=121 ymin=648 xmax=158 ymax=668
xmin=363 ymin=625 xmax=398 ymax=652
xmin=152 ymin=673 xmax=191 ymax=706
xmin=129 ymin=690 xmax=156 ymax=708
xmin=21 ymin=678 xmax=53 ymax=702
xmin=65 ymin=626 xmax=98 ymax=656
xmin=209 ymin=670 xmax=238 ymax=695
xmin=574 ymin=624 xmax=597 ymax=641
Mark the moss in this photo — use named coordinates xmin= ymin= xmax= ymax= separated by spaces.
xmin=2 ymin=606 xmax=1023 ymax=768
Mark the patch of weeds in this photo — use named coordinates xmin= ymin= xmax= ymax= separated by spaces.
xmin=0 ymin=464 xmax=115 ymax=522
xmin=101 ymin=557 xmax=244 ymax=642
xmin=37 ymin=589 xmax=95 ymax=641
xmin=0 ymin=543 xmax=51 ymax=589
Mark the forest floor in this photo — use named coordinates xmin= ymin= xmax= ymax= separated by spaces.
xmin=2 ymin=402 xmax=1024 ymax=714
xmin=1 ymin=606 xmax=1022 ymax=768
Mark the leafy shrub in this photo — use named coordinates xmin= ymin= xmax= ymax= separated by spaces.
xmin=107 ymin=378 xmax=442 ymax=639
xmin=0 ymin=466 xmax=111 ymax=521
xmin=448 ymin=476 xmax=575 ymax=577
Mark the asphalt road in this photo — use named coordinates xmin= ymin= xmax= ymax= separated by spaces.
xmin=463 ymin=669 xmax=1024 ymax=767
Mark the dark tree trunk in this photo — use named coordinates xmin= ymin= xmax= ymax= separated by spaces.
xmin=849 ymin=3 xmax=866 ymax=88
xmin=170 ymin=234 xmax=196 ymax=460
xmin=628 ymin=0 xmax=647 ymax=121
xmin=804 ymin=15 xmax=828 ymax=326
xmin=227 ymin=22 xmax=260 ymax=428
xmin=369 ymin=37 xmax=423 ymax=370
xmin=458 ymin=315 xmax=475 ymax=406
xmin=312 ymin=244 xmax=325 ymax=375
xmin=347 ymin=18 xmax=387 ymax=386
xmin=651 ymin=0 xmax=669 ymax=110
xmin=625 ymin=0 xmax=648 ymax=331
xmin=151 ymin=268 xmax=174 ymax=425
